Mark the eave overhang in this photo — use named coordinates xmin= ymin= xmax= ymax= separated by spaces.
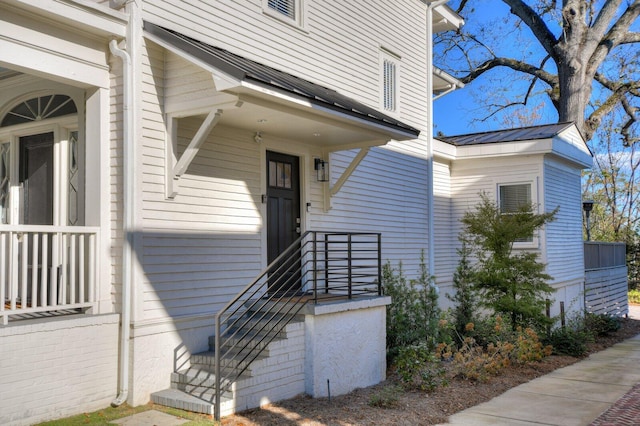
xmin=144 ymin=21 xmax=421 ymax=148
xmin=3 ymin=0 xmax=127 ymax=38
xmin=439 ymin=123 xmax=593 ymax=168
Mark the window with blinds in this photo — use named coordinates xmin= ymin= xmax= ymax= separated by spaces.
xmin=499 ymin=183 xmax=534 ymax=243
xmin=499 ymin=183 xmax=531 ymax=213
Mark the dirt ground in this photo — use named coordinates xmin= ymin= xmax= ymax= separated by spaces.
xmin=221 ymin=315 xmax=640 ymax=426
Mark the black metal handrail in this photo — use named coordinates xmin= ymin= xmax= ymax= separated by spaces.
xmin=213 ymin=231 xmax=381 ymax=419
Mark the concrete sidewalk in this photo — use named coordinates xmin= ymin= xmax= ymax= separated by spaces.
xmin=439 ymin=305 xmax=640 ymax=426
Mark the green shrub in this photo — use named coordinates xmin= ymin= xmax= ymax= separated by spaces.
xmin=544 ymin=326 xmax=592 ymax=357
xmin=446 ymin=240 xmax=478 ymax=343
xmin=384 ymin=252 xmax=440 ymax=361
xmin=629 ymin=289 xmax=640 ymax=304
xmin=394 ymin=343 xmax=448 ymax=392
xmin=368 ymin=385 xmax=403 ymax=408
xmin=584 ymin=312 xmax=621 ymax=336
xmin=461 ymin=193 xmax=556 ymax=331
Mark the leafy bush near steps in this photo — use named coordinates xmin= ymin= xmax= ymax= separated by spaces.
xmin=383 ymin=252 xmax=440 ymax=361
xmin=394 ymin=343 xmax=448 ymax=392
xmin=629 ymin=289 xmax=640 ymax=304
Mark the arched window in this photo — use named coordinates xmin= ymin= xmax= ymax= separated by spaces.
xmin=1 ymin=95 xmax=77 ymax=127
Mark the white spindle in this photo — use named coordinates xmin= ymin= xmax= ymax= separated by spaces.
xmin=31 ymin=233 xmax=39 ymax=308
xmin=20 ymin=234 xmax=28 ymax=310
xmin=61 ymin=233 xmax=67 ymax=305
xmin=79 ymin=235 xmax=85 ymax=303
xmin=42 ymin=234 xmax=49 ymax=307
xmin=70 ymin=234 xmax=76 ymax=304
xmin=10 ymin=232 xmax=17 ymax=310
xmin=88 ymin=233 xmax=95 ymax=305
xmin=51 ymin=233 xmax=58 ymax=306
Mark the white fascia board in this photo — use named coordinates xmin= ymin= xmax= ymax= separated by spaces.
xmin=433 ymin=3 xmax=465 ymax=32
xmin=433 ymin=138 xmax=457 ymax=160
xmin=433 ymin=67 xmax=464 ymax=89
xmin=7 ymin=0 xmax=127 ymax=37
xmin=239 ymin=80 xmax=419 ymax=141
xmin=551 ymin=137 xmax=593 ymax=168
xmin=0 ymin=37 xmax=109 ymax=88
xmin=454 ymin=139 xmax=554 ymax=159
xmin=453 ymin=136 xmax=593 ymax=168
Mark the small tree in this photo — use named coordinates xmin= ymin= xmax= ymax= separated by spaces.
xmin=461 ymin=193 xmax=557 ymax=330
xmin=446 ymin=239 xmax=478 ymax=341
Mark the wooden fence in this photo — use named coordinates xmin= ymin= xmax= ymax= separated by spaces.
xmin=584 ymin=242 xmax=628 ymax=317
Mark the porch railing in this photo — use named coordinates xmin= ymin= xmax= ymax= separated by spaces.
xmin=0 ymin=225 xmax=99 ymax=325
xmin=213 ymin=231 xmax=381 ymax=420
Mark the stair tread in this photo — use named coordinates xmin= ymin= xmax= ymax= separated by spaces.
xmin=175 ymin=366 xmax=251 ymax=381
xmin=150 ymin=388 xmax=233 ymax=415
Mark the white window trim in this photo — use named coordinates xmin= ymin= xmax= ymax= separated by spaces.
xmin=379 ymin=48 xmax=401 ymax=117
xmin=262 ymin=0 xmax=306 ymax=30
xmin=497 ymin=181 xmax=540 ymax=249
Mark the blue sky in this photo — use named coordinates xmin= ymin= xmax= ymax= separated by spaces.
xmin=432 ymin=0 xmax=558 ymax=137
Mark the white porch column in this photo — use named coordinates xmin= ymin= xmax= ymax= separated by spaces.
xmin=85 ymin=87 xmax=111 ymax=313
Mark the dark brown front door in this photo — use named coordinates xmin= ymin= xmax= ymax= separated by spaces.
xmin=266 ymin=151 xmax=301 ymax=294
xmin=20 ymin=132 xmax=54 ymax=225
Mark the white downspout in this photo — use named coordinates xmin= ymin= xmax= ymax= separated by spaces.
xmin=426 ymin=0 xmax=447 ymax=278
xmin=109 ymin=36 xmax=133 ymax=407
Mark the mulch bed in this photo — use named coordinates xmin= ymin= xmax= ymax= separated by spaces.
xmin=220 ymin=316 xmax=640 ymax=425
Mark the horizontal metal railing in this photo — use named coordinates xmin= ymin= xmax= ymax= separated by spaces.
xmin=213 ymin=231 xmax=381 ymax=419
xmin=0 ymin=225 xmax=99 ymax=325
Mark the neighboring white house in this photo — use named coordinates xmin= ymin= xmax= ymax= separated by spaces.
xmin=437 ymin=123 xmax=593 ymax=314
xmin=0 ymin=1 xmax=592 ymax=424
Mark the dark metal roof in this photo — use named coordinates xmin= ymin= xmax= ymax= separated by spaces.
xmin=144 ymin=21 xmax=420 ymax=138
xmin=440 ymin=122 xmax=575 ymax=146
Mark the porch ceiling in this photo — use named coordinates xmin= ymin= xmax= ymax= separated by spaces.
xmin=143 ymin=21 xmax=421 ymax=151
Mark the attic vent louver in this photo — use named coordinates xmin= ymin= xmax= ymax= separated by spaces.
xmin=268 ymin=0 xmax=295 ymax=19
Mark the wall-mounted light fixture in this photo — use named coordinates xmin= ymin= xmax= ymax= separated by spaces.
xmin=314 ymin=158 xmax=329 ymax=182
xmin=582 ymin=199 xmax=594 ymax=241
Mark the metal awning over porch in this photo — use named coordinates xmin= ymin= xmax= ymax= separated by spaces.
xmin=143 ymin=21 xmax=420 ymax=151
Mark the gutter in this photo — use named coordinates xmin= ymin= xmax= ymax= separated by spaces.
xmin=109 ymin=37 xmax=132 ymax=407
xmin=425 ymin=0 xmax=449 ymax=280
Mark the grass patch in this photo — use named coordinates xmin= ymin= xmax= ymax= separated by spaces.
xmin=35 ymin=403 xmax=219 ymax=426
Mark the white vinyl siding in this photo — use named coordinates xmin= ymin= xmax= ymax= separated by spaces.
xmin=139 ymin=43 xmax=264 ymax=321
xmin=310 ymin=146 xmax=430 ymax=277
xmin=544 ymin=158 xmax=585 ymax=284
xmin=451 ymin=156 xmax=543 ymax=253
xmin=142 ymin=0 xmax=427 ymax=130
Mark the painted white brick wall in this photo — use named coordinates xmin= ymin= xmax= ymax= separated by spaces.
xmin=303 ymin=299 xmax=389 ymax=398
xmin=0 ymin=314 xmax=119 ymax=426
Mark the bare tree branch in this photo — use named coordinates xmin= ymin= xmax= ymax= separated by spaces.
xmin=458 ymin=57 xmax=557 ymax=87
xmin=621 ymin=32 xmax=640 ymax=45
xmin=501 ymin=0 xmax=558 ymax=58
xmin=588 ymin=0 xmax=640 ymax=76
